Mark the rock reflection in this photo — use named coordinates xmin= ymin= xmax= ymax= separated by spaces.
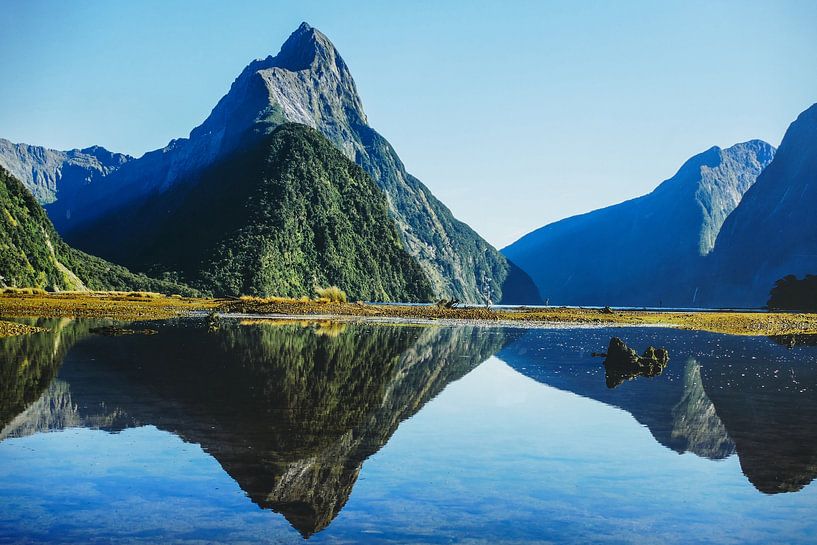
xmin=769 ymin=334 xmax=817 ymax=348
xmin=601 ymin=337 xmax=670 ymax=388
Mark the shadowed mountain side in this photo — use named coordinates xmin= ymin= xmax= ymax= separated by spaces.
xmin=503 ymin=141 xmax=774 ymax=306
xmin=497 ymin=327 xmax=817 ymax=493
xmin=65 ymin=124 xmax=433 ymax=301
xmin=700 ymin=104 xmax=817 ymax=307
xmin=0 ymin=320 xmax=511 ymax=537
xmin=0 ymin=167 xmax=196 ymax=294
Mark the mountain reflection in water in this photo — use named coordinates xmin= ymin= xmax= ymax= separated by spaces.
xmin=0 ymin=318 xmax=509 ymax=537
xmin=2 ymin=319 xmax=817 ymax=540
xmin=498 ymin=327 xmax=817 ymax=494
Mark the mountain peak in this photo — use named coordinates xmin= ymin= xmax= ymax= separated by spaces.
xmin=274 ymin=22 xmax=338 ymax=71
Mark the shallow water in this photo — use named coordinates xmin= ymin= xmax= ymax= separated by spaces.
xmin=1 ymin=318 xmax=816 ymax=544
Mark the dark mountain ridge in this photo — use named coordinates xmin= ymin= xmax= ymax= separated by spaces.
xmin=69 ymin=124 xmax=433 ymax=301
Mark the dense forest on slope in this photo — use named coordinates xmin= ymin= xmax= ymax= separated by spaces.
xmin=0 ymin=167 xmax=195 ymax=294
xmin=70 ymin=124 xmax=434 ymax=301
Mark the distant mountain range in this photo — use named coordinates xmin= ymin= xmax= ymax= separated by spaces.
xmin=504 ymin=103 xmax=817 ymax=308
xmin=0 ymin=23 xmax=540 ymax=304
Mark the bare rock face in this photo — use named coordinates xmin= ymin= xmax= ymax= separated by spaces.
xmin=0 ymin=139 xmax=131 ymax=204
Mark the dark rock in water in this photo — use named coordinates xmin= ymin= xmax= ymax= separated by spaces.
xmin=603 ymin=337 xmax=669 ymax=388
xmin=602 ymin=306 xmax=614 ymax=314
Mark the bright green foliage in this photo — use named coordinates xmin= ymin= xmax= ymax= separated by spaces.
xmin=0 ymin=167 xmax=196 ymax=294
xmin=134 ymin=124 xmax=434 ymax=301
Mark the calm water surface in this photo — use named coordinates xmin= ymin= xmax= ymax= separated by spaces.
xmin=1 ymin=318 xmax=816 ymax=544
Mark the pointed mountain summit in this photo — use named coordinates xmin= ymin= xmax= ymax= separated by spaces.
xmin=17 ymin=22 xmax=539 ymax=303
xmin=503 ymin=140 xmax=775 ymax=306
xmin=274 ymin=22 xmax=349 ymax=72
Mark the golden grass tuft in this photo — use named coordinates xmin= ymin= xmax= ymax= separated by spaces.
xmin=315 ymin=286 xmax=347 ymax=303
xmin=124 ymin=291 xmax=162 ymax=299
xmin=1 ymin=287 xmax=47 ymax=295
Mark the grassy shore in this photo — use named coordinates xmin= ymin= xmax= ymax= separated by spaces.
xmin=1 ymin=291 xmax=817 ymax=337
xmin=0 ymin=291 xmax=219 ymax=320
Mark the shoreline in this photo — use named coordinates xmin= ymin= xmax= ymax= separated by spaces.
xmin=1 ymin=292 xmax=816 ymax=337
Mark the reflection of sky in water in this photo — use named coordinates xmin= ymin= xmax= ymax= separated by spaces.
xmin=1 ymin=356 xmax=816 ymax=544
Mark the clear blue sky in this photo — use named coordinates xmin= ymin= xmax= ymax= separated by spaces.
xmin=2 ymin=0 xmax=815 ymax=247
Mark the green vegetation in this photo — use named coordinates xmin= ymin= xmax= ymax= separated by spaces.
xmin=768 ymin=275 xmax=817 ymax=311
xmin=124 ymin=124 xmax=434 ymax=301
xmin=0 ymin=166 xmax=196 ymax=295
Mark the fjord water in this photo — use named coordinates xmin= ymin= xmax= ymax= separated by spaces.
xmin=1 ymin=319 xmax=816 ymax=544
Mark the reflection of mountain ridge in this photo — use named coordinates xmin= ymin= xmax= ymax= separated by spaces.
xmin=0 ymin=318 xmax=94 ymax=434
xmin=1 ymin=320 xmax=509 ymax=537
xmin=498 ymin=328 xmax=817 ymax=494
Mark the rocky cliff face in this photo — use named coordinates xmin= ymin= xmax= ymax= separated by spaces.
xmin=10 ymin=23 xmax=538 ymax=303
xmin=699 ymin=103 xmax=817 ymax=307
xmin=0 ymin=139 xmax=130 ymax=205
xmin=503 ymin=140 xmax=774 ymax=306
